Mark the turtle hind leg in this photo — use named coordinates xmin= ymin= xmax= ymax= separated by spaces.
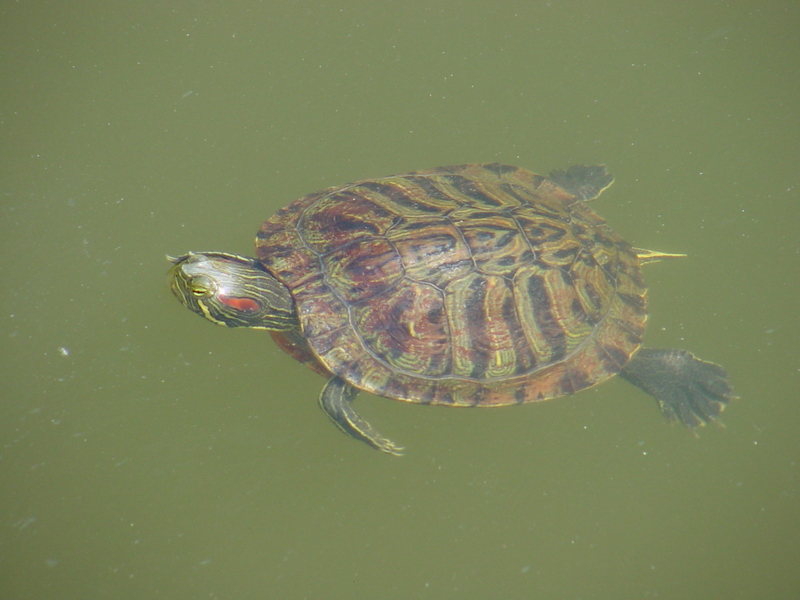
xmin=619 ymin=348 xmax=737 ymax=428
xmin=548 ymin=164 xmax=614 ymax=201
xmin=319 ymin=377 xmax=405 ymax=456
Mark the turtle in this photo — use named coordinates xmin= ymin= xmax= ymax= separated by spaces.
xmin=168 ymin=163 xmax=735 ymax=455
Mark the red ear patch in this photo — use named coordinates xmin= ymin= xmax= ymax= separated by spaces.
xmin=218 ymin=294 xmax=261 ymax=312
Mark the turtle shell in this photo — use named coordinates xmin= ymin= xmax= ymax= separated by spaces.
xmin=255 ymin=163 xmax=647 ymax=407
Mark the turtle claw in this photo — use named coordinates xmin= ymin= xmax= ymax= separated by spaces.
xmin=373 ymin=438 xmax=406 ymax=457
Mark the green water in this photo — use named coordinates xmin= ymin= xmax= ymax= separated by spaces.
xmin=2 ymin=2 xmax=798 ymax=599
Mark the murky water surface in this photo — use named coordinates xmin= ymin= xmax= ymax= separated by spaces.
xmin=2 ymin=2 xmax=798 ymax=599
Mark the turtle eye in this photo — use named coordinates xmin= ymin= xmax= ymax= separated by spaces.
xmin=189 ymin=275 xmax=214 ymax=297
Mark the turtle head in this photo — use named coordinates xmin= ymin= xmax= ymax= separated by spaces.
xmin=168 ymin=252 xmax=297 ymax=330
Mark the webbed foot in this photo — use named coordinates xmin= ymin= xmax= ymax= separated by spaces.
xmin=620 ymin=348 xmax=737 ymax=428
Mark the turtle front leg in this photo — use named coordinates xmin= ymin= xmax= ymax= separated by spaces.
xmin=319 ymin=377 xmax=405 ymax=456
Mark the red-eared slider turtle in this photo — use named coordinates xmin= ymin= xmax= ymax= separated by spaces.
xmin=169 ymin=163 xmax=735 ymax=455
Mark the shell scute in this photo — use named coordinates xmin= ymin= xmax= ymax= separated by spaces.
xmin=387 ymin=218 xmax=473 ymax=287
xmin=323 ymin=238 xmax=404 ymax=303
xmin=444 ymin=272 xmax=527 ymax=379
xmin=451 ymin=209 xmax=529 ymax=276
xmin=354 ymin=281 xmax=451 ymax=376
xmin=300 ymin=191 xmax=399 ymax=253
